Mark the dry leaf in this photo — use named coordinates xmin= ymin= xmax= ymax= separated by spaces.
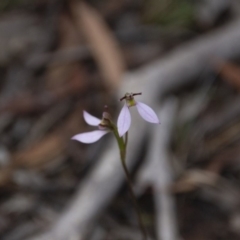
xmin=12 ymin=134 xmax=65 ymax=168
xmin=71 ymin=1 xmax=125 ymax=91
xmin=215 ymin=59 xmax=240 ymax=91
xmin=171 ymin=170 xmax=218 ymax=193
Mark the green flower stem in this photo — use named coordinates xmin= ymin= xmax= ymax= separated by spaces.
xmin=124 ymin=131 xmax=128 ymax=148
xmin=113 ymin=127 xmax=148 ymax=240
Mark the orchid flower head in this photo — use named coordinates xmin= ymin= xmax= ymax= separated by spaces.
xmin=117 ymin=92 xmax=160 ymax=137
xmin=72 ymin=106 xmax=113 ymax=144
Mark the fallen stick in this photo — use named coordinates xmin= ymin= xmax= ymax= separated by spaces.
xmin=29 ymin=19 xmax=240 ymax=240
xmin=137 ymin=98 xmax=179 ymax=240
xmin=124 ymin=19 xmax=240 ymax=98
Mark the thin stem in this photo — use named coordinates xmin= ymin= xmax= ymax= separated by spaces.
xmin=113 ymin=128 xmax=148 ymax=240
xmin=120 ymin=154 xmax=148 ymax=240
xmin=124 ymin=131 xmax=128 ymax=149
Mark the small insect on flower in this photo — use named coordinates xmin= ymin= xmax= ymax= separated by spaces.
xmin=72 ymin=107 xmax=113 ymax=144
xmin=117 ymin=92 xmax=160 ymax=137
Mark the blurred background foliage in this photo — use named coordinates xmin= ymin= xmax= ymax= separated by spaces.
xmin=0 ymin=0 xmax=240 ymax=239
xmin=143 ymin=0 xmax=195 ymax=28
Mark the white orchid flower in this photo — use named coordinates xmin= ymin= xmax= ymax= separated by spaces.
xmin=117 ymin=92 xmax=160 ymax=137
xmin=72 ymin=111 xmax=111 ymax=144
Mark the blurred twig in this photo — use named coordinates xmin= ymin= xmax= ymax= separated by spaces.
xmin=137 ymin=98 xmax=179 ymax=240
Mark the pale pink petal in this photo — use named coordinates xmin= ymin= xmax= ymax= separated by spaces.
xmin=71 ymin=130 xmax=108 ymax=144
xmin=83 ymin=111 xmax=101 ymax=126
xmin=117 ymin=103 xmax=131 ymax=137
xmin=136 ymin=101 xmax=160 ymax=124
